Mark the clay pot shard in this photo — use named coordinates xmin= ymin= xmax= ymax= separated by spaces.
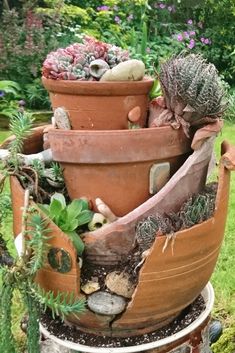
xmin=83 ymin=137 xmax=215 ymax=265
xmin=89 ymin=59 xmax=110 ymax=79
xmin=100 ymin=59 xmax=145 ymax=82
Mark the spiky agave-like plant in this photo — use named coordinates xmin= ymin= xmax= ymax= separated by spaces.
xmin=159 ymin=53 xmax=227 ymax=127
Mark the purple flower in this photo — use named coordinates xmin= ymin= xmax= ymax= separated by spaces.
xmin=97 ymin=5 xmax=110 ymax=11
xmin=177 ymin=34 xmax=183 ymax=42
xmin=189 ymin=31 xmax=196 ymax=36
xmin=0 ymin=90 xmax=5 ymax=98
xmin=18 ymin=99 xmax=26 ymax=106
xmin=204 ymin=38 xmax=211 ymax=45
xmin=168 ymin=6 xmax=173 ymax=12
xmin=114 ymin=16 xmax=121 ymax=24
xmin=184 ymin=31 xmax=190 ymax=39
xmin=127 ymin=14 xmax=134 ymax=21
xmin=188 ymin=39 xmax=195 ymax=49
xmin=200 ymin=37 xmax=205 ymax=43
xmin=187 ymin=19 xmax=193 ymax=25
xmin=159 ymin=3 xmax=166 ymax=9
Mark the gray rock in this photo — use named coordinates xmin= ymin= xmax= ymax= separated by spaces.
xmin=87 ymin=291 xmax=126 ymax=315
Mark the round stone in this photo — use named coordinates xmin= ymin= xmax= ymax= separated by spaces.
xmin=87 ymin=291 xmax=126 ymax=315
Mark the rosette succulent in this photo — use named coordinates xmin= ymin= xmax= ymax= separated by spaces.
xmin=42 ymin=36 xmax=129 ymax=81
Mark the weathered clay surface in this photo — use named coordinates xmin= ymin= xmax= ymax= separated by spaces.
xmin=105 ymin=271 xmax=135 ymax=298
xmin=87 ymin=291 xmax=126 ymax=315
xmin=48 ymin=126 xmax=191 ymax=217
xmin=83 ymin=137 xmax=215 ymax=265
xmin=42 ymin=77 xmax=153 ymax=130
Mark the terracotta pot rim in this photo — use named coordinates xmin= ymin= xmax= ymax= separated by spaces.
xmin=48 ymin=126 xmax=191 ymax=164
xmin=47 ymin=125 xmax=186 ymax=136
xmin=42 ymin=76 xmax=154 ymax=95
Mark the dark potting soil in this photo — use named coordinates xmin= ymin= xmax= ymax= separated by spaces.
xmin=40 ymin=294 xmax=205 ymax=348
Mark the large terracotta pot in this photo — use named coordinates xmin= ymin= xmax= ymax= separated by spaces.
xmin=42 ymin=77 xmax=154 ymax=130
xmin=5 ymin=128 xmax=235 ymax=337
xmin=48 ymin=126 xmax=192 ymax=216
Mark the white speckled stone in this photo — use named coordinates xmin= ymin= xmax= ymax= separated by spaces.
xmin=87 ymin=291 xmax=126 ymax=315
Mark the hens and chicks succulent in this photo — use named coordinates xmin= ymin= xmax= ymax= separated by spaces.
xmin=42 ymin=36 xmax=129 ymax=81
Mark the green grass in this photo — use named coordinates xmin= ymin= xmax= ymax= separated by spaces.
xmin=0 ymin=124 xmax=235 ymax=352
xmin=211 ymin=122 xmax=235 ymax=352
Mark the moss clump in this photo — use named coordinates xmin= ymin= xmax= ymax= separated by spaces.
xmin=212 ymin=325 xmax=235 ymax=353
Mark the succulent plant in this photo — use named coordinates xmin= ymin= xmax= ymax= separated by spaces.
xmin=159 ymin=53 xmax=227 ymax=127
xmin=42 ymin=36 xmax=129 ymax=81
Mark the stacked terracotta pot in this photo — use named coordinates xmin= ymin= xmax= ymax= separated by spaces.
xmin=43 ymin=77 xmax=193 ymax=217
xmin=7 ymin=75 xmax=234 ymax=338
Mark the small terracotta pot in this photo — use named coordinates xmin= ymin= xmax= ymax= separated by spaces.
xmin=48 ymin=126 xmax=192 ymax=216
xmin=42 ymin=76 xmax=154 ymax=130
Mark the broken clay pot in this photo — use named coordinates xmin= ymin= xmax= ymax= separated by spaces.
xmin=48 ymin=126 xmax=192 ymax=216
xmin=5 ymin=127 xmax=235 ymax=337
xmin=42 ymin=76 xmax=154 ymax=130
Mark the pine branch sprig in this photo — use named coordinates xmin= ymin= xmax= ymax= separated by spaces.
xmin=31 ymin=284 xmax=86 ymax=320
xmin=9 ymin=112 xmax=34 ymax=166
xmin=26 ymin=213 xmax=51 ymax=275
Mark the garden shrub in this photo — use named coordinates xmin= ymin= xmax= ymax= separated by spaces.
xmin=0 ymin=0 xmax=235 ymax=109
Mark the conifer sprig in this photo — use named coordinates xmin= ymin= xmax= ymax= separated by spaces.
xmin=9 ymin=112 xmax=34 ymax=167
xmin=26 ymin=213 xmax=51 ymax=275
xmin=31 ymin=284 xmax=86 ymax=320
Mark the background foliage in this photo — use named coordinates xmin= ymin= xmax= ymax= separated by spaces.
xmin=0 ymin=0 xmax=235 ymax=110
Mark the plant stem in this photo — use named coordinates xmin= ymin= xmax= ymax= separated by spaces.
xmin=21 ymin=189 xmax=30 ymax=259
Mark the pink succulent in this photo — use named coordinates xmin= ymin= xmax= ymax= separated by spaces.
xmin=42 ymin=37 xmax=130 ymax=80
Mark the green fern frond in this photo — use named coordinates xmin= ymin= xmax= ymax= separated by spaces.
xmin=9 ymin=112 xmax=34 ymax=166
xmin=26 ymin=214 xmax=51 ymax=275
xmin=31 ymin=284 xmax=86 ymax=320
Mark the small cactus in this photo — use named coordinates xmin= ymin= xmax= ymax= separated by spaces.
xmin=159 ymin=53 xmax=227 ymax=126
xmin=42 ymin=36 xmax=129 ymax=81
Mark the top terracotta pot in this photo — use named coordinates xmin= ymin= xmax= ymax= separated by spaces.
xmin=42 ymin=76 xmax=154 ymax=130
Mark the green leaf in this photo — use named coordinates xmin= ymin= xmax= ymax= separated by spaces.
xmin=61 ymin=217 xmax=79 ymax=232
xmin=66 ymin=199 xmax=88 ymax=220
xmin=77 ymin=210 xmax=93 ymax=227
xmin=49 ymin=198 xmax=63 ymax=221
xmin=51 ymin=193 xmax=66 ymax=208
xmin=66 ymin=231 xmax=85 ymax=256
